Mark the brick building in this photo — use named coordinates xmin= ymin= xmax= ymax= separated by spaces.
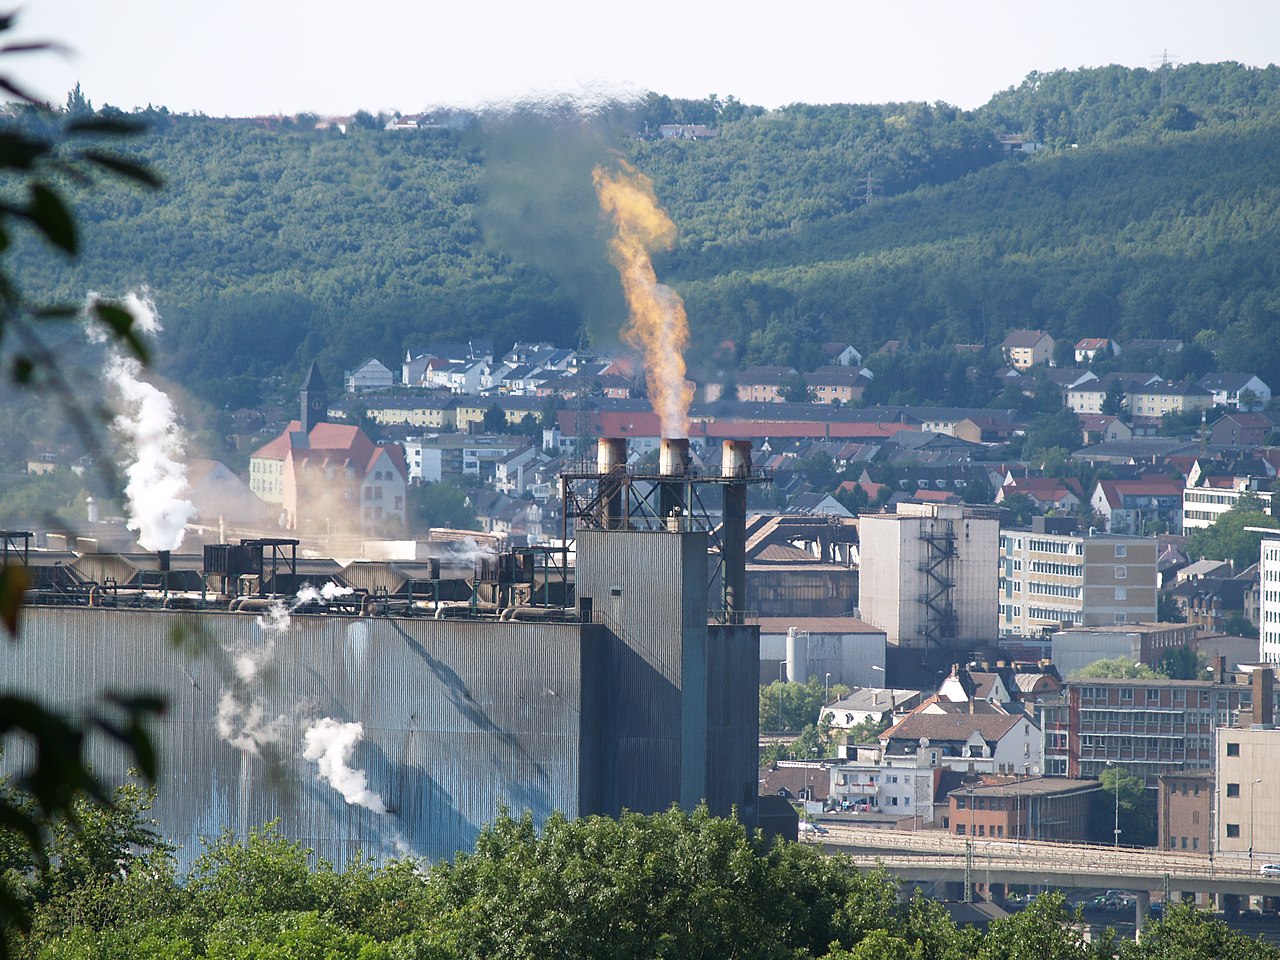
xmin=1157 ymin=770 xmax=1212 ymax=855
xmin=1040 ymin=674 xmax=1269 ymax=786
xmin=948 ymin=777 xmax=1100 ymax=842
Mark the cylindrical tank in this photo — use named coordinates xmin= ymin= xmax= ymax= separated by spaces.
xmin=785 ymin=626 xmax=808 ymax=685
xmin=659 ymin=438 xmax=690 ymax=477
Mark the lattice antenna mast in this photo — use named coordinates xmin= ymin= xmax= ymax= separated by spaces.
xmin=1151 ymin=49 xmax=1181 ymax=103
xmin=862 ymin=170 xmax=880 ymax=205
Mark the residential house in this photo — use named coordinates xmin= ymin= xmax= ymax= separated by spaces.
xmin=345 ymin=359 xmax=395 ymax=393
xmin=1074 ymin=338 xmax=1119 ymax=364
xmin=365 ymin=395 xmax=458 ymax=431
xmin=804 ymin=366 xmax=872 ymax=405
xmin=1077 ymin=414 xmax=1133 ymax=446
xmin=1199 ymin=373 xmax=1272 ymax=411
xmin=823 ymin=342 xmax=864 ymax=367
xmin=1065 ymin=372 xmax=1160 ymax=416
xmin=881 ymin=701 xmax=1043 ymax=778
xmin=1091 ymin=476 xmax=1186 ymax=534
xmin=1000 ymin=330 xmax=1055 ymax=370
xmin=250 ymin=370 xmax=409 ymax=535
xmin=493 ymin=445 xmax=545 ymax=496
xmin=820 ymin=687 xmax=924 ymax=730
xmin=402 ymin=341 xmax=494 ymax=386
xmin=996 ymin=476 xmax=1084 ymax=514
xmin=1207 ymin=411 xmax=1271 ymax=448
xmin=1166 ymin=570 xmax=1253 ymax=634
xmin=737 ymin=366 xmax=798 ymax=403
xmin=1126 ymin=379 xmax=1213 ymax=423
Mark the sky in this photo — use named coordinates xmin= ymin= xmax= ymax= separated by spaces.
xmin=13 ymin=1 xmax=1280 ymax=117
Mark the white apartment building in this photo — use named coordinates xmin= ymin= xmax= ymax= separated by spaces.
xmin=998 ymin=517 xmax=1157 ymax=637
xmin=858 ymin=502 xmax=999 ymax=651
xmin=1259 ymin=529 xmax=1280 ymax=665
xmin=1184 ymin=475 xmax=1277 ymax=531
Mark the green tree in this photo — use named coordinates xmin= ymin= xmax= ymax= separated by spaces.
xmin=406 ymin=480 xmax=479 ymax=534
xmin=1024 ymin=406 xmax=1083 ymax=459
xmin=977 ymin=892 xmax=1088 ymax=960
xmin=1119 ymin=901 xmax=1280 ymax=960
xmin=482 ymin=403 xmax=507 ymax=433
xmin=1184 ymin=500 xmax=1280 ymax=569
xmin=1095 ymin=766 xmax=1155 ymax=846
xmin=1000 ymin=492 xmax=1037 ymax=526
xmin=781 ymin=372 xmax=813 ymax=403
xmin=1101 ymin=381 xmax=1126 ymax=417
xmin=760 ymin=676 xmax=848 ymax=734
xmin=1069 ymin=658 xmax=1159 ymax=680
xmin=1156 ymin=646 xmax=1203 ymax=680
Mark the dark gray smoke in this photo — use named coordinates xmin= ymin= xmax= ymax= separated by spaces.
xmin=472 ymin=98 xmax=644 ymax=350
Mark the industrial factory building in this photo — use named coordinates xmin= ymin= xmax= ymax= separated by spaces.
xmin=0 ymin=439 xmax=763 ymax=865
xmin=858 ymin=502 xmax=1000 ymax=654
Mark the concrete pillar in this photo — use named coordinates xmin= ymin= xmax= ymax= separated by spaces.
xmin=1222 ymin=893 xmax=1243 ymax=918
xmin=1135 ymin=890 xmax=1150 ymax=937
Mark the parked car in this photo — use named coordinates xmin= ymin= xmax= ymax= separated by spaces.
xmin=1260 ymin=864 xmax=1280 ymax=877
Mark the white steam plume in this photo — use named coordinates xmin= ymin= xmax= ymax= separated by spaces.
xmin=215 ymin=635 xmax=285 ymax=755
xmin=89 ymin=291 xmax=196 ymax=552
xmin=302 ymin=718 xmax=387 ymax=813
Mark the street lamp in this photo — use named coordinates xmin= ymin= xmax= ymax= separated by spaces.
xmin=871 ymin=664 xmax=895 ymax=718
xmin=1106 ymin=760 xmax=1120 ymax=848
xmin=825 ymin=672 xmax=832 ymax=701
xmin=1251 ymin=777 xmax=1263 ymax=869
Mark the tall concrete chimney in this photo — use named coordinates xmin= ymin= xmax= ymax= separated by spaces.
xmin=597 ymin=438 xmax=627 ymax=528
xmin=721 ymin=440 xmax=751 ymax=621
xmin=1253 ymin=667 xmax=1274 ymax=727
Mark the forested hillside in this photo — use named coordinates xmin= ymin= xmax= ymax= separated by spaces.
xmin=15 ymin=61 xmax=1280 ymax=406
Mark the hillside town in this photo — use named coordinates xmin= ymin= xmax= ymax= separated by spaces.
xmin=14 ymin=325 xmax=1280 ymax=924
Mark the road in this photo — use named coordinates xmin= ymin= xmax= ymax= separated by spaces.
xmin=819 ymin=823 xmax=1280 ymax=901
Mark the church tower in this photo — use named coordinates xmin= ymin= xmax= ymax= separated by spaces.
xmin=299 ymin=362 xmax=328 ymax=437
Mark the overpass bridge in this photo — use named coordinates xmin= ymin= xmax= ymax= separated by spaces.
xmin=819 ymin=824 xmax=1280 ymax=932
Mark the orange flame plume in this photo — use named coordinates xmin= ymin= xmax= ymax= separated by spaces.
xmin=593 ymin=159 xmax=694 ymax=438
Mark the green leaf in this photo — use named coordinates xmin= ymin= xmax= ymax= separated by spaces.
xmin=0 ymin=562 xmax=26 ymax=636
xmin=10 ymin=356 xmax=33 ymax=383
xmin=27 ymin=183 xmax=77 ymax=254
xmin=92 ymin=300 xmax=151 ymax=365
xmin=81 ymin=149 xmax=163 ymax=187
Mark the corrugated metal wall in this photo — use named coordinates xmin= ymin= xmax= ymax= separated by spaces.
xmin=1 ymin=607 xmax=595 ymax=865
xmin=576 ymin=529 xmax=758 ymax=825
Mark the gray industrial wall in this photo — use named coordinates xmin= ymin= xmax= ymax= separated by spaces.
xmin=575 ymin=528 xmax=759 ymax=825
xmin=1 ymin=607 xmax=600 ymax=865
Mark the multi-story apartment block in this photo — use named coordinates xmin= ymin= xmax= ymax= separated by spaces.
xmin=998 ymin=517 xmax=1157 ymax=637
xmin=1259 ymin=529 xmax=1280 ymax=665
xmin=858 ymin=502 xmax=999 ymax=651
xmin=1040 ymin=675 xmax=1266 ymax=786
xmin=1183 ymin=473 xmax=1277 ymax=532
